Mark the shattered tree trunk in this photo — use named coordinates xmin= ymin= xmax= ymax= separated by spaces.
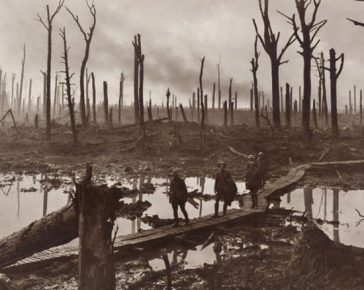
xmin=28 ymin=79 xmax=32 ymax=113
xmin=147 ymin=99 xmax=153 ymax=122
xmin=179 ymin=104 xmax=188 ymax=123
xmin=0 ymin=204 xmax=78 ymax=268
xmin=91 ymin=72 xmax=97 ymax=124
xmin=228 ymin=78 xmax=234 ymax=126
xmin=329 ymin=48 xmax=344 ymax=139
xmin=321 ymin=52 xmax=329 ymax=126
xmin=118 ymin=73 xmax=125 ymax=124
xmin=285 ymin=83 xmax=291 ymax=128
xmin=103 ymin=81 xmax=109 ymax=126
xmin=360 ymin=89 xmax=363 ymax=125
xmin=78 ymin=183 xmax=117 ymax=290
xmin=18 ymin=45 xmax=26 ymax=114
xmin=192 ymin=92 xmax=195 ymax=121
xmin=313 ymin=100 xmax=318 ymax=129
xmin=166 ymin=89 xmax=171 ymax=122
xmin=251 ymin=36 xmax=260 ymax=128
xmin=212 ymin=83 xmax=216 ymax=110
xmin=60 ymin=28 xmax=78 ymax=144
xmin=133 ymin=35 xmax=140 ymax=125
xmin=223 ymin=100 xmax=227 ymax=128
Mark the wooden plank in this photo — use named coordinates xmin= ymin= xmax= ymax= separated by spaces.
xmin=9 ymin=160 xmax=364 ymax=268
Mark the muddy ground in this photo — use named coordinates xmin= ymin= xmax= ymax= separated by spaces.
xmin=1 ymin=121 xmax=364 ymax=289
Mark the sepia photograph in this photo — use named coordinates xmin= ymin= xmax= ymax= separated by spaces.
xmin=0 ymin=0 xmax=363 ymax=289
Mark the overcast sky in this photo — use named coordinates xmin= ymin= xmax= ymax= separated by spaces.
xmin=1 ymin=0 xmax=364 ymax=108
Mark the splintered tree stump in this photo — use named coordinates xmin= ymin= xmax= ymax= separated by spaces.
xmin=179 ymin=104 xmax=188 ymax=123
xmin=78 ymin=184 xmax=117 ymax=290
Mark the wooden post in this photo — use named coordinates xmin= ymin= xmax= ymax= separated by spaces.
xmin=103 ymin=81 xmax=109 ymax=126
xmin=280 ymin=86 xmax=283 ymax=113
xmin=78 ymin=166 xmax=117 ymax=290
xmin=234 ymin=91 xmax=238 ymax=110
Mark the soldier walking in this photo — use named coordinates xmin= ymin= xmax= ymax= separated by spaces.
xmin=214 ymin=162 xmax=235 ymax=217
xmin=246 ymin=155 xmax=262 ymax=208
xmin=169 ymin=170 xmax=189 ymax=227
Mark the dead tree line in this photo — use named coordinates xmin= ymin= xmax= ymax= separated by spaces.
xmin=253 ymin=0 xmax=296 ymax=129
xmin=250 ymin=36 xmax=260 ymax=128
xmin=37 ymin=0 xmax=65 ymax=140
xmin=327 ymin=49 xmax=344 ymax=138
xmin=132 ymin=34 xmax=145 ymax=132
xmin=66 ymin=1 xmax=96 ymax=127
xmin=59 ymin=27 xmax=78 ymax=144
xmin=280 ymin=0 xmax=327 ymax=139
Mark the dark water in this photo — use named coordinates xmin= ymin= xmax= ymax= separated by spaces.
xmin=272 ymin=188 xmax=364 ymax=248
xmin=0 ymin=174 xmax=248 ymax=239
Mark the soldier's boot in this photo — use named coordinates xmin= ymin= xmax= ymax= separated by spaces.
xmin=213 ymin=202 xmax=219 ymax=217
xmin=223 ymin=203 xmax=228 ymax=216
xmin=250 ymin=193 xmax=255 ymax=208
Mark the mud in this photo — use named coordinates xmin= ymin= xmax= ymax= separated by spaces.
xmin=1 ymin=122 xmax=364 ymax=289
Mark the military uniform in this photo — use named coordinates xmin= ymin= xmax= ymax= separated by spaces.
xmin=214 ymin=168 xmax=235 ymax=216
xmin=246 ymin=160 xmax=262 ymax=208
xmin=170 ymin=175 xmax=189 ymax=226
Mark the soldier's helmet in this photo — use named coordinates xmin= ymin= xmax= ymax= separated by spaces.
xmin=258 ymin=152 xmax=264 ymax=157
xmin=217 ymin=161 xmax=226 ymax=168
xmin=248 ymin=155 xmax=255 ymax=160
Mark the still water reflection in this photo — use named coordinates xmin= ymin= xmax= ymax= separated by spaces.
xmin=273 ymin=188 xmax=364 ymax=248
xmin=0 ymin=174 xmax=248 ymax=239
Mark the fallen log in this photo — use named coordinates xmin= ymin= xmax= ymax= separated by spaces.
xmin=0 ymin=186 xmax=126 ymax=269
xmin=0 ymin=203 xmax=78 ymax=269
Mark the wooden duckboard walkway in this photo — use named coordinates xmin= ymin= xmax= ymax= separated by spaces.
xmin=8 ymin=160 xmax=364 ymax=268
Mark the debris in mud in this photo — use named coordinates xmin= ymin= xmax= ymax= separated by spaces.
xmin=141 ymin=215 xmax=179 ymax=228
xmin=117 ymin=201 xmax=152 ymax=219
xmin=20 ymin=186 xmax=37 ymax=192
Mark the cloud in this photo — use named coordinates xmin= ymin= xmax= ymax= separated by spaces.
xmin=0 ymin=0 xmax=363 ymax=109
